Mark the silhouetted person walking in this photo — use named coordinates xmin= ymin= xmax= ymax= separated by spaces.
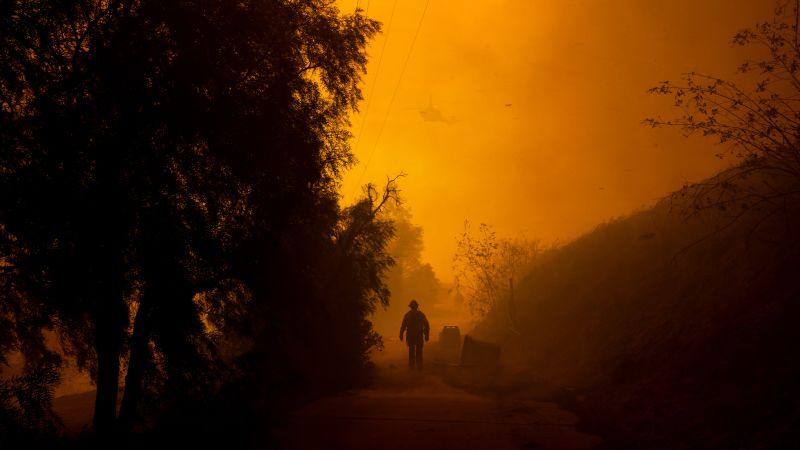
xmin=400 ymin=300 xmax=430 ymax=370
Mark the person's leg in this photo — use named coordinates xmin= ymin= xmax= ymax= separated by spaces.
xmin=415 ymin=343 xmax=423 ymax=370
xmin=408 ymin=343 xmax=415 ymax=369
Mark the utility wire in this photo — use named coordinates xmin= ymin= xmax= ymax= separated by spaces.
xmin=352 ymin=0 xmax=432 ymax=197
xmin=351 ymin=0 xmax=398 ymax=168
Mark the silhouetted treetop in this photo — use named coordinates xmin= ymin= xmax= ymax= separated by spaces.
xmin=0 ymin=0 xmax=382 ymax=441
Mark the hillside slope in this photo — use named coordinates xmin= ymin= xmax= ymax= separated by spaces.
xmin=476 ymin=185 xmax=800 ymax=448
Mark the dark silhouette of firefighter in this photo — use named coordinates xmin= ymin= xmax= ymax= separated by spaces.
xmin=399 ymin=300 xmax=430 ymax=370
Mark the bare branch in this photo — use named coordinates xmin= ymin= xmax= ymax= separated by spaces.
xmin=647 ymin=5 xmax=800 ymax=220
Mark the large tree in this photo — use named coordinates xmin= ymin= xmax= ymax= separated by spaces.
xmin=0 ymin=0 xmax=379 ymax=440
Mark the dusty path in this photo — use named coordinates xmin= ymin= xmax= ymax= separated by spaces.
xmin=273 ymin=341 xmax=601 ymax=450
xmin=50 ymin=341 xmax=602 ymax=449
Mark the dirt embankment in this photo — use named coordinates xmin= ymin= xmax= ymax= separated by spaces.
xmin=473 ymin=190 xmax=800 ymax=448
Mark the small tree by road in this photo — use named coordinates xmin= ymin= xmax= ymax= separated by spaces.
xmin=453 ymin=222 xmax=540 ymax=327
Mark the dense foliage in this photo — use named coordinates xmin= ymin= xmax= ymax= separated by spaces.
xmin=0 ymin=0 xmax=390 ymax=445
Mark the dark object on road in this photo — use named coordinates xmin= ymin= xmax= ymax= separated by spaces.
xmin=460 ymin=335 xmax=500 ymax=367
xmin=439 ymin=326 xmax=461 ymax=350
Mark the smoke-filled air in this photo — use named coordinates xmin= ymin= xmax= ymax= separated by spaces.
xmin=2 ymin=1 xmax=799 ymax=449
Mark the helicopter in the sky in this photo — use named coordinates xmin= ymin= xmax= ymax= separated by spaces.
xmin=417 ymin=95 xmax=455 ymax=125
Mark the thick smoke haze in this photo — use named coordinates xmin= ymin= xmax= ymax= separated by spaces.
xmin=9 ymin=2 xmax=800 ymax=449
xmin=337 ymin=0 xmax=772 ymax=280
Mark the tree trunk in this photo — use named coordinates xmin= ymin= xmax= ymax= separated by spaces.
xmin=118 ymin=299 xmax=152 ymax=434
xmin=92 ymin=316 xmax=124 ymax=438
xmin=91 ymin=270 xmax=128 ymax=438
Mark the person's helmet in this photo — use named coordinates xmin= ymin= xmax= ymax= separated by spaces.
xmin=409 ymin=300 xmax=419 ymax=309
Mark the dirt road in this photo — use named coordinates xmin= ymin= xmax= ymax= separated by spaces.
xmin=273 ymin=341 xmax=601 ymax=450
xmin=51 ymin=340 xmax=602 ymax=449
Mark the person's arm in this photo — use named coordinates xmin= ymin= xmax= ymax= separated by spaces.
xmin=422 ymin=313 xmax=430 ymax=342
xmin=399 ymin=314 xmax=407 ymax=341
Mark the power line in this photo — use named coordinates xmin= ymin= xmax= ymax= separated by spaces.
xmin=352 ymin=0 xmax=432 ymax=196
xmin=351 ymin=0 xmax=398 ymax=165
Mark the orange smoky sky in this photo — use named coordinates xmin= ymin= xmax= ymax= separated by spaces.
xmin=335 ymin=0 xmax=773 ymax=282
